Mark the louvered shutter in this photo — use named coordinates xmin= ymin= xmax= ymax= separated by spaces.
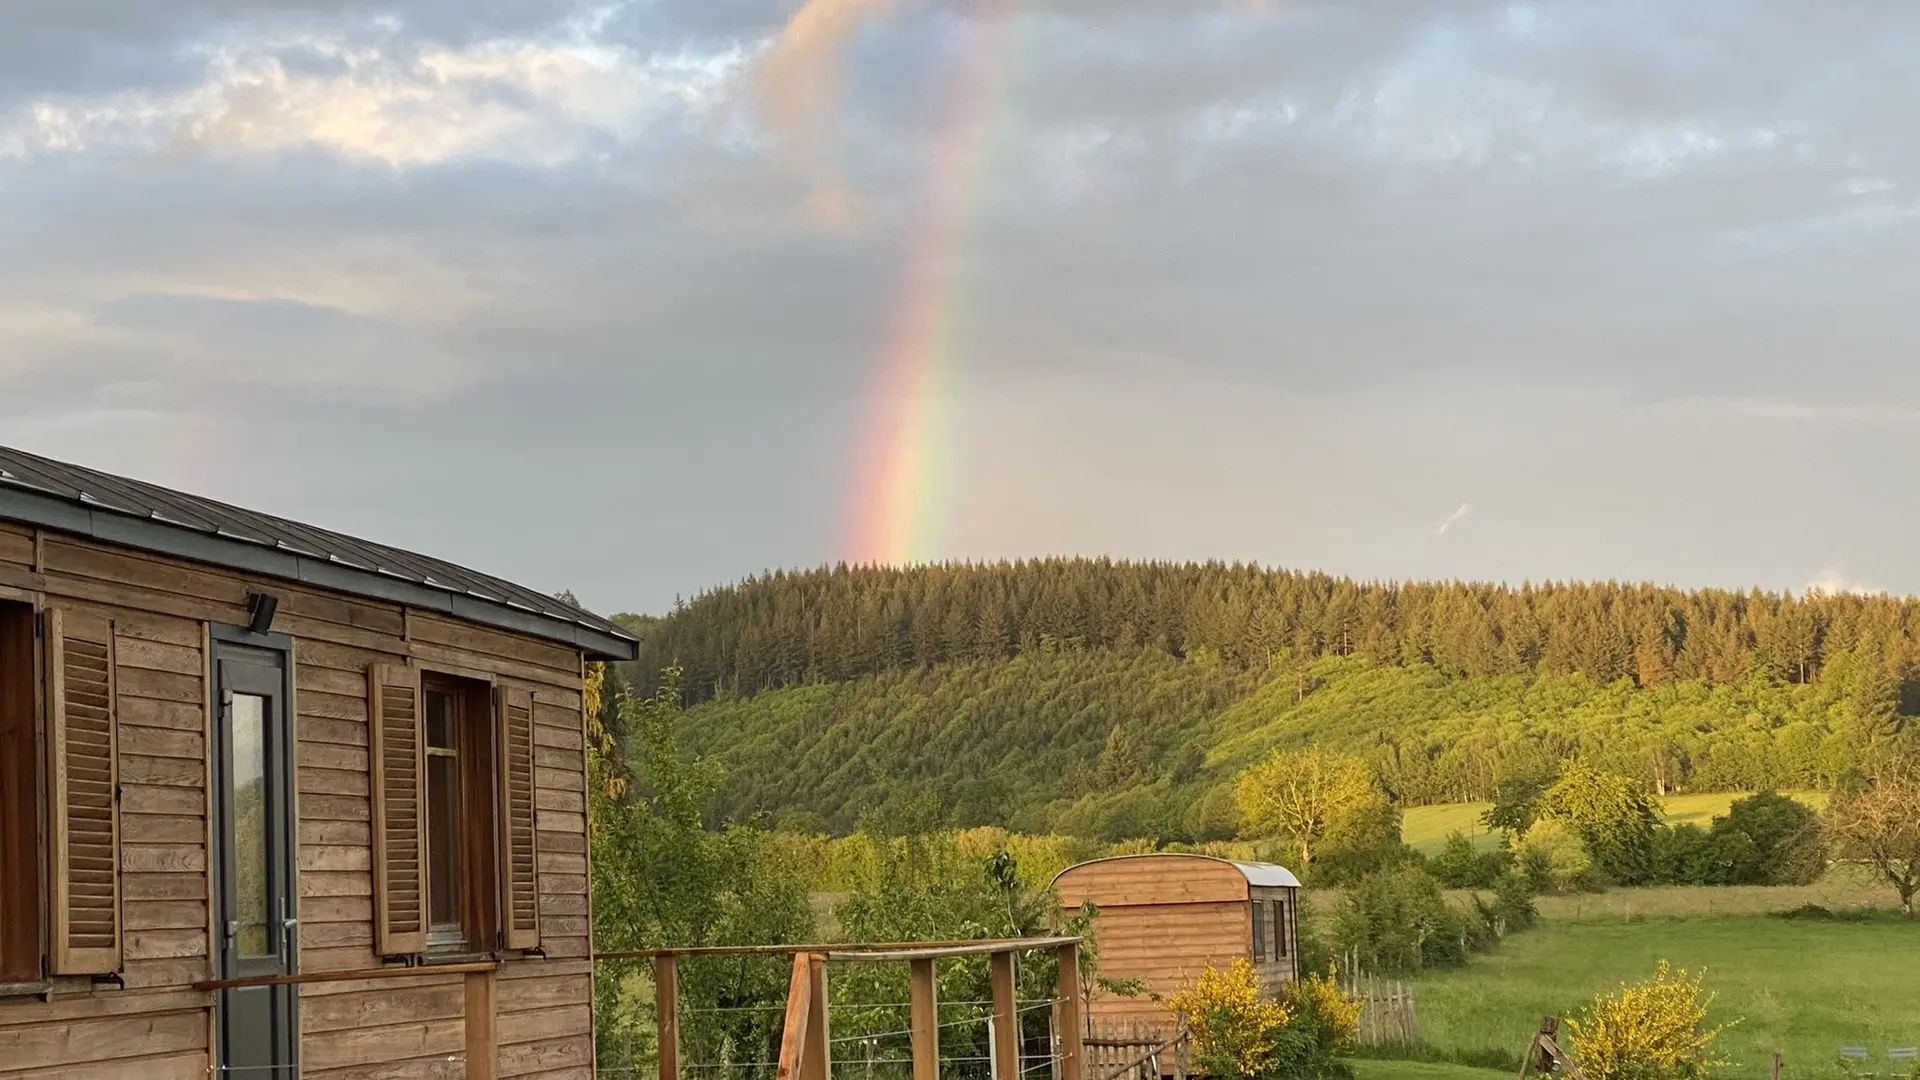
xmin=496 ymin=686 xmax=539 ymax=951
xmin=46 ymin=610 xmax=121 ymax=975
xmin=369 ymin=663 xmax=427 ymax=956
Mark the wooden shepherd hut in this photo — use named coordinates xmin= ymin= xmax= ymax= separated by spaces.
xmin=1053 ymin=854 xmax=1301 ymax=1035
xmin=0 ymin=445 xmax=638 ymax=1079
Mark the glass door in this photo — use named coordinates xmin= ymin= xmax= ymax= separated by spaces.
xmin=213 ymin=633 xmax=299 ymax=1075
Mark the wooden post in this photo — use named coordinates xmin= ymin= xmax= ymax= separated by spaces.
xmin=778 ymin=953 xmax=815 ymax=1080
xmin=910 ymin=957 xmax=940 ymax=1080
xmin=991 ymin=950 xmax=1019 ymax=1080
xmin=1054 ymin=943 xmax=1084 ymax=1080
xmin=465 ymin=968 xmax=497 ymax=1080
xmin=803 ymin=954 xmax=832 ymax=1080
xmin=655 ymin=954 xmax=681 ymax=1080
xmin=1772 ymin=1052 xmax=1782 ymax=1080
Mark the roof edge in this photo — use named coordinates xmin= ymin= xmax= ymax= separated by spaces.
xmin=1049 ymin=852 xmax=1301 ymax=890
xmin=0 ymin=487 xmax=639 ymax=662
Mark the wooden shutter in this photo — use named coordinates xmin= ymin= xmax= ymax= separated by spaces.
xmin=369 ymin=663 xmax=427 ymax=956
xmin=46 ymin=610 xmax=121 ymax=975
xmin=496 ymin=686 xmax=539 ymax=951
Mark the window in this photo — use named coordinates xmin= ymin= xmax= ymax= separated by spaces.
xmin=0 ymin=601 xmax=40 ymax=983
xmin=421 ymin=675 xmax=497 ymax=953
xmin=371 ymin=664 xmax=539 ymax=958
xmin=1271 ymin=900 xmax=1287 ymax=959
xmin=1250 ymin=898 xmax=1267 ymax=962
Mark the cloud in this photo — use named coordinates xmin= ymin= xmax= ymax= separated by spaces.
xmin=1433 ymin=502 xmax=1474 ymax=537
xmin=1806 ymin=564 xmax=1885 ymax=598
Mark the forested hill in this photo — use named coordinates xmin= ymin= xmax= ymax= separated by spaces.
xmin=605 ymin=561 xmax=1918 ymax=840
xmin=619 ymin=560 xmax=1920 ymax=707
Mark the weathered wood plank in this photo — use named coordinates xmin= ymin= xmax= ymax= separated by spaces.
xmin=533 ymin=746 xmax=582 ymax=772
xmin=121 ymin=755 xmax=204 ymax=788
xmin=121 ymin=814 xmax=206 ymax=845
xmin=300 ymin=845 xmax=372 ymax=873
xmin=408 ymin=615 xmax=577 ymax=675
xmin=122 ymin=785 xmax=205 ymax=817
xmin=0 ymin=528 xmax=34 ymax=568
xmin=301 ymin=690 xmax=371 ymax=723
xmin=303 ymin=1054 xmax=465 ymax=1080
xmin=534 ymin=811 xmax=585 ymax=835
xmin=114 ymin=637 xmax=202 ymax=676
xmin=119 ymin=726 xmax=203 ymax=761
xmin=122 ymin=844 xmax=206 ymax=873
xmin=15 ymin=1049 xmax=210 ymax=1080
xmin=118 ymin=698 xmax=205 ymax=732
xmin=495 ymin=974 xmax=591 ymax=1013
xmin=535 ymin=789 xmax=583 ymax=814
xmin=124 ymin=872 xmax=205 ymax=902
xmin=498 ymin=1034 xmax=592 ymax=1078
xmin=43 ymin=540 xmax=248 ymax=605
xmin=300 ymin=819 xmax=372 ymax=847
xmin=536 ymin=852 xmax=585 ymax=876
xmin=302 ymin=765 xmax=372 ymax=797
xmin=299 ymin=664 xmax=372 ymax=697
xmin=301 ymin=920 xmax=375 ymax=950
xmin=498 ymin=1004 xmax=590 ymax=1046
xmin=0 ymin=1009 xmax=206 ymax=1070
xmin=124 ymin=900 xmax=209 ymax=932
xmin=300 ymin=895 xmax=374 ymax=925
xmin=302 ymin=794 xmax=372 ymax=822
xmin=120 ymin=957 xmax=209 ymax=989
xmin=300 ymin=742 xmax=370 ymax=773
xmin=126 ymin=928 xmax=208 ymax=961
xmin=117 ymin=668 xmax=203 ymax=705
xmin=531 ymin=724 xmax=582 ymax=752
xmin=534 ymin=767 xmax=583 ymax=794
xmin=301 ymin=871 xmax=373 ymax=898
xmin=300 ymin=715 xmax=371 ymax=747
xmin=302 ymin=1018 xmax=464 ymax=1072
xmin=302 ymin=982 xmax=465 ymax=1034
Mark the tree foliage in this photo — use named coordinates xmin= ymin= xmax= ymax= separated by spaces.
xmin=1538 ymin=762 xmax=1662 ymax=885
xmin=1235 ymin=748 xmax=1385 ymax=868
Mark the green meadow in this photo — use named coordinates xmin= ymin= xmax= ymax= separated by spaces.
xmin=1398 ymin=792 xmax=1830 ymax=855
xmin=1402 ymin=913 xmax=1920 ymax=1076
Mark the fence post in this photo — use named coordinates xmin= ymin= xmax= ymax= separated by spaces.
xmin=1772 ymin=1052 xmax=1782 ymax=1080
xmin=992 ymin=950 xmax=1019 ymax=1080
xmin=910 ymin=957 xmax=940 ymax=1080
xmin=803 ymin=954 xmax=831 ymax=1080
xmin=655 ymin=955 xmax=680 ymax=1080
xmin=1055 ymin=943 xmax=1084 ymax=1080
xmin=465 ymin=968 xmax=497 ymax=1080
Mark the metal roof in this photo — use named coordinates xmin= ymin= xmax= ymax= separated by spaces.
xmin=0 ymin=444 xmax=638 ymax=661
xmin=1052 ymin=853 xmax=1302 ymax=890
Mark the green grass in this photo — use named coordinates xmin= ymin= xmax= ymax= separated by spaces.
xmin=1406 ymin=915 xmax=1920 ymax=1074
xmin=1400 ymin=792 xmax=1829 ymax=855
xmin=1348 ymin=1059 xmax=1511 ymax=1080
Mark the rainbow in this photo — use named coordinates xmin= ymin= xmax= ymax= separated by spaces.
xmin=845 ymin=1 xmax=1030 ymax=567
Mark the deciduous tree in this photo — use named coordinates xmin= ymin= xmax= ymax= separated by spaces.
xmin=1234 ymin=747 xmax=1384 ymax=868
xmin=1826 ymin=757 xmax=1920 ymax=916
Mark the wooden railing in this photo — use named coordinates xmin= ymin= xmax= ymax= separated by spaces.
xmin=596 ymin=937 xmax=1088 ymax=1080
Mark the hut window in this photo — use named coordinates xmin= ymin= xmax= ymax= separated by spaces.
xmin=1271 ymin=900 xmax=1287 ymax=958
xmin=421 ymin=675 xmax=498 ymax=952
xmin=1250 ymin=899 xmax=1267 ymax=962
xmin=0 ymin=601 xmax=39 ymax=981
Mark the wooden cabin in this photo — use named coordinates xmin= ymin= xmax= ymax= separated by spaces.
xmin=1053 ymin=854 xmax=1301 ymax=1034
xmin=0 ymin=445 xmax=638 ymax=1080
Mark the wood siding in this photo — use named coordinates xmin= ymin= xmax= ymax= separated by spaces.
xmin=1055 ymin=856 xmax=1299 ymax=1032
xmin=0 ymin=524 xmax=594 ymax=1080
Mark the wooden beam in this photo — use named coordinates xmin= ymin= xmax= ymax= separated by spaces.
xmin=592 ymin=936 xmax=1083 ymax=963
xmin=909 ymin=958 xmax=939 ymax=1080
xmin=655 ymin=954 xmax=681 ymax=1080
xmin=802 ymin=954 xmax=832 ymax=1080
xmin=466 ymin=968 xmax=497 ymax=1080
xmin=1054 ymin=943 xmax=1084 ymax=1080
xmin=777 ymin=953 xmax=815 ymax=1080
xmin=194 ymin=960 xmax=498 ymax=992
xmin=991 ymin=951 xmax=1019 ymax=1080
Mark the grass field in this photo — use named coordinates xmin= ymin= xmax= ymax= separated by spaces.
xmin=1349 ymin=1059 xmax=1509 ymax=1080
xmin=1400 ymin=792 xmax=1829 ymax=854
xmin=1406 ymin=915 xmax=1920 ymax=1076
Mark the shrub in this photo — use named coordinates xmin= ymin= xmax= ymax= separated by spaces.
xmin=1707 ymin=792 xmax=1826 ymax=885
xmin=1279 ymin=968 xmax=1365 ymax=1061
xmin=1514 ymin=817 xmax=1604 ymax=894
xmin=1537 ymin=762 xmax=1660 ymax=885
xmin=1332 ymin=864 xmax=1470 ymax=974
xmin=1649 ymin=825 xmax=1717 ymax=886
xmin=1166 ymin=960 xmax=1356 ymax=1080
xmin=1566 ymin=961 xmax=1735 ymax=1080
xmin=1428 ymin=832 xmax=1510 ymax=889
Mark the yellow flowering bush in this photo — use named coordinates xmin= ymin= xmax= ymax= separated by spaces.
xmin=1279 ymin=968 xmax=1364 ymax=1057
xmin=1566 ymin=962 xmax=1735 ymax=1080
xmin=1167 ymin=961 xmax=1296 ymax=1078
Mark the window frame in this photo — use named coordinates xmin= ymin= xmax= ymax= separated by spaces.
xmin=1250 ymin=897 xmax=1267 ymax=962
xmin=0 ymin=595 xmax=44 ymax=987
xmin=418 ymin=671 xmax=500 ymax=956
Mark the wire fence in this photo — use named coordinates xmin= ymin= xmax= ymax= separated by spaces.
xmin=595 ymin=949 xmax=1085 ymax=1080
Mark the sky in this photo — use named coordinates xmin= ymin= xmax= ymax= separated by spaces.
xmin=6 ymin=0 xmax=1920 ymax=616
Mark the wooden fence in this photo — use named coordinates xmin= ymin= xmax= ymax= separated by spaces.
xmin=1341 ymin=974 xmax=1420 ymax=1049
xmin=1084 ymin=1020 xmax=1188 ymax=1080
